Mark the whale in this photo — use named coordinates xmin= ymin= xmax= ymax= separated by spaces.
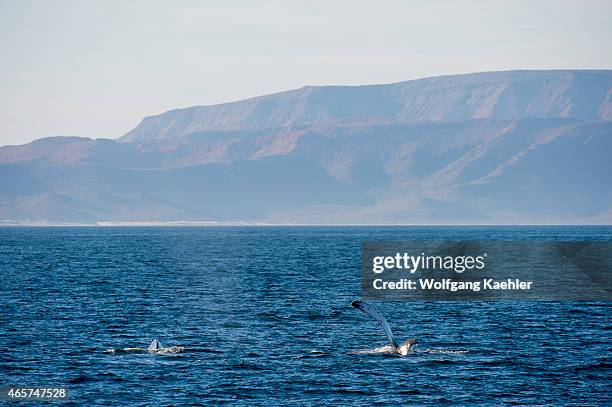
xmin=148 ymin=339 xmax=162 ymax=351
xmin=351 ymin=300 xmax=418 ymax=356
xmin=105 ymin=339 xmax=184 ymax=354
xmin=145 ymin=339 xmax=183 ymax=354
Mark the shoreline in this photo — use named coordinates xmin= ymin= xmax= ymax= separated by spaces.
xmin=0 ymin=222 xmax=610 ymax=227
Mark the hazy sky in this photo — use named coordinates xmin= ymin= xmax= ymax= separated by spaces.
xmin=1 ymin=0 xmax=611 ymax=146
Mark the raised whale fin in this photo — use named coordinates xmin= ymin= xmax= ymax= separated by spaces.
xmin=352 ymin=300 xmax=399 ymax=349
xmin=148 ymin=339 xmax=162 ymax=351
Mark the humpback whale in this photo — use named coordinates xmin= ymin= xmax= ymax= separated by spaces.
xmin=105 ymin=339 xmax=184 ymax=354
xmin=351 ymin=300 xmax=418 ymax=356
xmin=148 ymin=339 xmax=162 ymax=351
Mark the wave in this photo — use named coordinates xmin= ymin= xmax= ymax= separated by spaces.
xmin=104 ymin=346 xmax=185 ymax=355
xmin=348 ymin=346 xmax=470 ymax=356
xmin=348 ymin=345 xmax=395 ymax=355
xmin=422 ymin=349 xmax=469 ymax=355
xmin=572 ymin=361 xmax=612 ymax=371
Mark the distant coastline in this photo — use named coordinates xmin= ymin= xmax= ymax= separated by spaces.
xmin=1 ymin=221 xmax=610 ymax=227
xmin=1 ymin=70 xmax=611 ymax=225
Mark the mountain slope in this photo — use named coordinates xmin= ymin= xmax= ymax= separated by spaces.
xmin=121 ymin=70 xmax=612 ymax=143
xmin=1 ymin=70 xmax=611 ymax=224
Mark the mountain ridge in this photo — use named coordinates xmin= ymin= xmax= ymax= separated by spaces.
xmin=121 ymin=70 xmax=612 ymax=143
xmin=1 ymin=70 xmax=611 ymax=224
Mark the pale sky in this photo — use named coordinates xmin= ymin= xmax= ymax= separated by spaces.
xmin=1 ymin=0 xmax=611 ymax=146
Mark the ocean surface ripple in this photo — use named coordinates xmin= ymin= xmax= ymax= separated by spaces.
xmin=1 ymin=226 xmax=610 ymax=405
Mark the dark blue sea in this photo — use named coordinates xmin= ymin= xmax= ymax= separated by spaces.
xmin=1 ymin=226 xmax=611 ymax=406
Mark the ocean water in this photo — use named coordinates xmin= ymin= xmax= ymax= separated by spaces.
xmin=1 ymin=226 xmax=610 ymax=406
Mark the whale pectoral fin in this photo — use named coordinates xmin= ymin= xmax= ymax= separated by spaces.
xmin=352 ymin=300 xmax=399 ymax=349
xmin=148 ymin=339 xmax=162 ymax=351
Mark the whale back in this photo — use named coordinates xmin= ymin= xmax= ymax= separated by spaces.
xmin=148 ymin=339 xmax=162 ymax=351
xmin=397 ymin=339 xmax=418 ymax=355
xmin=352 ymin=301 xmax=399 ymax=348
